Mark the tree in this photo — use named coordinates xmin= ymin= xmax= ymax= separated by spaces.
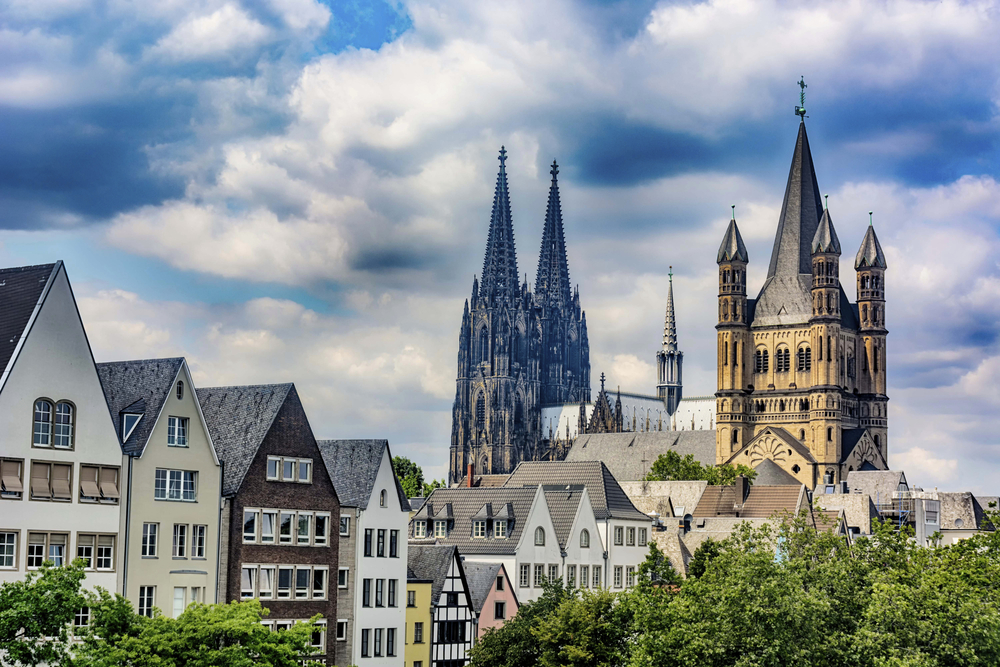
xmin=0 ymin=560 xmax=86 ymax=667
xmin=534 ymin=589 xmax=630 ymax=667
xmin=644 ymin=450 xmax=756 ymax=485
xmin=686 ymin=538 xmax=722 ymax=578
xmin=469 ymin=579 xmax=572 ymax=667
xmin=422 ymin=478 xmax=445 ymax=497
xmin=393 ymin=455 xmax=424 ymax=498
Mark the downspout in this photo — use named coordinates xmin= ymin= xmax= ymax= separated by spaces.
xmin=604 ymin=516 xmax=610 ymax=588
xmin=215 ymin=461 xmax=224 ymax=603
xmin=122 ymin=454 xmax=135 ymax=596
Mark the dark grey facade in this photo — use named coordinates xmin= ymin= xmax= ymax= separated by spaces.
xmin=449 ymin=151 xmax=590 ymax=483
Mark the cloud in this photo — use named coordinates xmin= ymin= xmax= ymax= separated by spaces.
xmin=148 ymin=3 xmax=273 ymax=62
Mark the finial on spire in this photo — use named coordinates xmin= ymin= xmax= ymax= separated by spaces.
xmin=869 ymin=211 xmax=873 ymax=226
xmin=668 ymin=265 xmax=673 ymax=281
xmin=795 ymin=76 xmax=808 ymax=120
xmin=824 ymin=194 xmax=828 ymax=210
xmin=499 ymin=146 xmax=507 ymax=167
xmin=550 ymin=160 xmax=559 ymax=180
xmin=731 ymin=204 xmax=736 ymax=220
xmin=600 ymin=372 xmax=606 ymax=392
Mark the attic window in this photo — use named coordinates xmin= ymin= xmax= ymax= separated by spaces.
xmin=380 ymin=490 xmax=387 ymax=507
xmin=122 ymin=414 xmax=142 ymax=442
xmin=176 ymin=381 xmax=184 ymax=400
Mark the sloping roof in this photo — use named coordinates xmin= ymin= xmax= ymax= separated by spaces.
xmin=841 ymin=428 xmax=866 ymax=460
xmin=463 ymin=562 xmax=503 ymax=614
xmin=811 ymin=208 xmax=841 ymax=254
xmin=197 ymin=383 xmax=293 ymax=496
xmin=409 ymin=487 xmax=538 ymax=556
xmin=680 ymin=517 xmax=773 ymax=556
xmin=814 ymin=493 xmax=879 ymax=534
xmin=407 ymin=545 xmax=459 ymax=605
xmin=316 ymin=439 xmax=409 ymax=511
xmin=717 ymin=218 xmax=749 ymax=263
xmin=566 ymin=431 xmax=716 ymax=481
xmin=855 ymin=224 xmax=887 ymax=269
xmin=753 ymin=458 xmax=800 ymax=486
xmin=0 ymin=263 xmax=58 ymax=384
xmin=504 ymin=461 xmax=649 ymax=522
xmin=96 ymin=358 xmax=184 ymax=455
xmin=543 ymin=485 xmax=585 ymax=549
xmin=620 ymin=480 xmax=708 ymax=520
xmin=767 ymin=121 xmax=824 ymax=279
xmin=938 ymin=492 xmax=991 ymax=531
xmin=693 ymin=484 xmax=804 ymax=518
xmin=846 ymin=470 xmax=906 ymax=504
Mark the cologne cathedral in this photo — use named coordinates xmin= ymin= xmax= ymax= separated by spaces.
xmin=449 ymin=149 xmax=590 ymax=483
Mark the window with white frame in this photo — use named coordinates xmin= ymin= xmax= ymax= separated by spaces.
xmin=626 ymin=527 xmax=636 ymax=546
xmin=925 ymin=500 xmax=940 ymax=524
xmin=27 ymin=532 xmax=67 ymax=568
xmin=266 ymin=457 xmax=312 ymax=483
xmin=138 ymin=586 xmax=155 ymax=617
xmin=614 ymin=526 xmax=623 ymax=545
xmin=377 ymin=529 xmax=385 ymax=557
xmin=173 ymin=587 xmax=187 ymax=617
xmin=374 ymin=628 xmax=383 ymax=656
xmin=172 ymin=524 xmax=187 ymax=558
xmin=548 ymin=564 xmax=558 ymax=582
xmin=434 ymin=520 xmax=447 ymax=538
xmin=534 ymin=527 xmax=545 ymax=546
xmin=413 ymin=520 xmax=426 ymax=538
xmin=388 ymin=579 xmax=397 ymax=607
xmin=167 ymin=417 xmax=188 ymax=447
xmin=375 ymin=578 xmax=384 ymax=606
xmin=566 ymin=564 xmax=576 ymax=587
xmin=243 ymin=509 xmax=329 ymax=546
xmin=580 ymin=565 xmax=589 ymax=589
xmin=386 ymin=627 xmax=396 ymax=656
xmin=142 ymin=523 xmax=157 ymax=557
xmin=613 ymin=566 xmax=623 ymax=588
xmin=0 ymin=532 xmax=17 ymax=569
xmin=338 ymin=568 xmax=348 ymax=588
xmin=315 ymin=515 xmax=328 ymax=546
xmin=1 ymin=459 xmax=24 ymax=499
xmin=242 ymin=566 xmax=257 ymax=599
xmin=389 ymin=529 xmax=398 ymax=557
xmin=593 ymin=566 xmax=602 ymax=588
xmin=580 ymin=529 xmax=590 ymax=548
xmin=310 ymin=621 xmax=327 ymax=653
xmin=241 ymin=564 xmax=327 ymax=601
xmin=154 ymin=469 xmax=197 ymax=501
xmin=122 ymin=413 xmax=142 ymax=442
xmin=176 ymin=381 xmax=184 ymax=400
xmin=33 ymin=400 xmax=53 ymax=446
xmin=79 ymin=534 xmax=114 ymax=571
xmin=76 ymin=534 xmax=94 ymax=569
xmin=336 ymin=620 xmax=348 ymax=641
xmin=638 ymin=528 xmax=648 ymax=546
xmin=534 ymin=564 xmax=544 ymax=587
xmin=192 ymin=525 xmax=206 ymax=559
xmin=33 ymin=400 xmax=76 ymax=449
xmin=519 ymin=563 xmax=530 ymax=588
xmin=494 ymin=520 xmax=507 ymax=538
xmin=278 ymin=567 xmax=293 ymax=599
xmin=74 ymin=607 xmax=90 ymax=628
xmin=339 ymin=515 xmax=350 ymax=536
xmin=53 ymin=402 xmax=74 ymax=449
xmin=361 ymin=629 xmax=370 ymax=657
xmin=298 ymin=513 xmax=312 ymax=545
xmin=473 ymin=520 xmax=486 ymax=538
xmin=626 ymin=566 xmax=636 ymax=587
xmin=259 ymin=566 xmax=275 ymax=599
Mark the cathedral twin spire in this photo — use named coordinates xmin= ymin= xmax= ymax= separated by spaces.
xmin=535 ymin=160 xmax=572 ymax=310
xmin=480 ymin=147 xmax=521 ymax=305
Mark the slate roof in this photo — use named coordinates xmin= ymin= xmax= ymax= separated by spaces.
xmin=197 ymin=383 xmax=293 ymax=496
xmin=543 ymin=485 xmax=586 ymax=549
xmin=717 ymin=218 xmax=748 ymax=263
xmin=96 ymin=358 xmax=185 ymax=455
xmin=855 ymin=224 xmax=887 ymax=269
xmin=0 ymin=263 xmax=58 ymax=383
xmin=753 ymin=459 xmax=800 ymax=486
xmin=566 ymin=431 xmax=717 ymax=481
xmin=693 ymin=484 xmax=805 ymax=518
xmin=811 ymin=208 xmax=841 ymax=254
xmin=316 ymin=439 xmax=410 ymax=511
xmin=409 ymin=487 xmax=538 ymax=556
xmin=463 ymin=562 xmax=504 ymax=614
xmin=504 ymin=461 xmax=650 ymax=522
xmin=407 ymin=545 xmax=459 ymax=605
xmin=846 ymin=470 xmax=907 ymax=505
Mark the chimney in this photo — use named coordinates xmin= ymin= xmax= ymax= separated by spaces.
xmin=734 ymin=475 xmax=748 ymax=513
xmin=467 ymin=462 xmax=474 ymax=488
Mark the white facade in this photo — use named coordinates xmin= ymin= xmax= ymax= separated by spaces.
xmin=540 ymin=394 xmax=715 ymax=439
xmin=351 ymin=447 xmax=409 ymax=666
xmin=0 ymin=263 xmax=123 ymax=594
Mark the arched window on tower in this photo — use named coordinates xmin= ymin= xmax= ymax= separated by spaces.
xmin=775 ymin=347 xmax=790 ymax=373
xmin=797 ymin=346 xmax=812 ymax=372
xmin=479 ymin=327 xmax=489 ymax=363
xmin=476 ymin=392 xmax=486 ymax=429
xmin=754 ymin=348 xmax=769 ymax=374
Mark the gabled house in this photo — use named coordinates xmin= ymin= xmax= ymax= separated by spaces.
xmin=462 ymin=562 xmax=517 ymax=639
xmin=97 ymin=357 xmax=221 ymax=615
xmin=316 ymin=439 xmax=410 ymax=667
xmin=0 ymin=262 xmax=123 ymax=609
xmin=407 ymin=546 xmax=476 ymax=667
xmin=198 ymin=384 xmax=340 ymax=663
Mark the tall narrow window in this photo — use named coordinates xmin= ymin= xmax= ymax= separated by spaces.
xmin=53 ymin=403 xmax=74 ymax=449
xmin=48 ymin=534 xmax=66 ymax=566
xmin=33 ymin=400 xmax=52 ymax=446
xmin=192 ymin=526 xmax=206 ymax=559
xmin=167 ymin=417 xmax=188 ymax=447
xmin=241 ymin=567 xmax=256 ymax=599
xmin=580 ymin=529 xmax=590 ymax=548
xmin=534 ymin=527 xmax=545 ymax=546
xmin=280 ymin=512 xmax=294 ymax=544
xmin=277 ymin=567 xmax=292 ymax=599
xmin=138 ymin=587 xmax=155 ymax=618
xmin=389 ymin=529 xmax=398 ymax=557
xmin=176 ymin=381 xmax=184 ymax=400
xmin=77 ymin=535 xmax=94 ymax=569
xmin=172 ymin=524 xmax=187 ymax=558
xmin=0 ymin=532 xmax=17 ymax=569
xmin=142 ymin=523 xmax=158 ymax=557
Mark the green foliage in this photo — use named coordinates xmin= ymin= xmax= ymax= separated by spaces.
xmin=393 ymin=455 xmax=424 ymax=498
xmin=469 ymin=579 xmax=572 ymax=667
xmin=686 ymin=538 xmax=722 ymax=578
xmin=643 ymin=450 xmax=757 ymax=485
xmin=422 ymin=478 xmax=445 ymax=497
xmin=534 ymin=589 xmax=630 ymax=667
xmin=0 ymin=560 xmax=86 ymax=666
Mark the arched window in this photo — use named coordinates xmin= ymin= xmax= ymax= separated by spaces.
xmin=476 ymin=392 xmax=486 ymax=427
xmin=54 ymin=402 xmax=74 ymax=449
xmin=534 ymin=527 xmax=545 ymax=546
xmin=580 ymin=529 xmax=590 ymax=548
xmin=799 ymin=429 xmax=805 ymax=441
xmin=479 ymin=328 xmax=489 ymax=363
xmin=797 ymin=346 xmax=811 ymax=372
xmin=33 ymin=400 xmax=53 ymax=446
xmin=754 ymin=349 xmax=769 ymax=374
xmin=732 ymin=341 xmax=738 ymax=366
xmin=732 ymin=429 xmax=739 ymax=444
xmin=176 ymin=381 xmax=184 ymax=400
xmin=380 ymin=489 xmax=387 ymax=507
xmin=827 ymin=428 xmax=833 ymax=442
xmin=775 ymin=347 xmax=790 ymax=373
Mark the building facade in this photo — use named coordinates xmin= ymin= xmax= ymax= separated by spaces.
xmin=715 ymin=120 xmax=890 ymax=488
xmin=405 ymin=574 xmax=433 ymax=667
xmin=97 ymin=357 xmax=222 ymax=615
xmin=407 ymin=545 xmax=477 ymax=667
xmin=463 ymin=562 xmax=517 ymax=640
xmin=0 ymin=262 xmax=123 ymax=604
xmin=449 ymin=152 xmax=590 ymax=484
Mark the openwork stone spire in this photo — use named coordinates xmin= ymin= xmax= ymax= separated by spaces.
xmin=535 ymin=160 xmax=571 ymax=309
xmin=481 ymin=147 xmax=520 ymax=304
xmin=662 ymin=267 xmax=678 ymax=352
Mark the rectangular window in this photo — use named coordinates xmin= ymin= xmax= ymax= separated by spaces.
xmin=626 ymin=527 xmax=636 ymax=546
xmin=277 ymin=567 xmax=292 ymax=599
xmin=374 ymin=628 xmax=382 ymax=657
xmin=549 ymin=564 xmax=559 ymax=582
xmin=310 ymin=623 xmax=326 ymax=653
xmin=926 ymin=500 xmax=940 ymax=524
xmin=192 ymin=525 xmax=206 ymax=559
xmin=314 ymin=514 xmax=328 ymax=546
xmin=413 ymin=520 xmax=427 ymax=538
xmin=1 ymin=459 xmax=23 ymax=499
xmin=74 ymin=607 xmax=90 ymax=628
xmin=495 ymin=520 xmax=507 ymax=538
xmin=593 ymin=566 xmax=602 ymax=589
xmin=79 ymin=465 xmax=120 ymax=504
xmin=364 ymin=529 xmax=373 ymax=557
xmin=336 ymin=621 xmax=347 ymax=641
xmin=77 ymin=534 xmax=94 ymax=569
xmin=614 ymin=566 xmax=623 ymax=588
xmin=388 ymin=579 xmax=397 ymax=607
xmin=614 ymin=526 xmax=623 ymax=546
xmin=142 ymin=523 xmax=158 ymax=557
xmin=243 ymin=566 xmax=257 ymax=598
xmin=414 ymin=621 xmax=423 ymax=643
xmin=361 ymin=629 xmax=370 ymax=657
xmin=473 ymin=520 xmax=486 ymax=538
xmin=496 ymin=575 xmax=504 ymax=591
xmin=173 ymin=587 xmax=186 ymax=617
xmin=259 ymin=566 xmax=275 ymax=599
xmin=338 ymin=568 xmax=349 ymax=588
xmin=626 ymin=566 xmax=636 ymax=587
xmin=282 ymin=459 xmax=294 ymax=481
xmin=295 ymin=567 xmax=310 ymax=599
xmin=340 ymin=515 xmax=350 ymax=536
xmin=182 ymin=472 xmax=196 ymax=501
xmin=446 ymin=592 xmax=458 ymax=607
xmin=154 ymin=469 xmax=166 ymax=500
xmin=172 ymin=524 xmax=187 ymax=558
xmin=0 ymin=532 xmax=17 ymax=569
xmin=30 ymin=462 xmax=72 ymax=501
xmin=96 ymin=535 xmax=114 ymax=570
xmin=362 ymin=578 xmax=372 ymax=607
xmin=266 ymin=456 xmax=280 ymax=480
xmin=298 ymin=460 xmax=311 ymax=483
xmin=580 ymin=565 xmax=589 ymax=589
xmin=434 ymin=520 xmax=447 ymax=538
xmin=534 ymin=564 xmax=544 ymax=587
xmin=375 ymin=578 xmax=384 ymax=607
xmin=639 ymin=528 xmax=648 ymax=546
xmin=27 ymin=533 xmax=45 ymax=568
xmin=155 ymin=469 xmax=196 ymax=501
xmin=191 ymin=587 xmax=203 ymax=604
xmin=389 ymin=529 xmax=398 ymax=557
xmin=167 ymin=417 xmax=188 ymax=447
xmin=407 ymin=589 xmax=415 ymax=606
xmin=386 ymin=627 xmax=396 ymax=656
xmin=494 ymin=601 xmax=505 ymax=620
xmin=138 ymin=586 xmax=155 ymax=618
xmin=51 ymin=464 xmax=72 ymax=501
xmin=243 ymin=510 xmax=257 ymax=543
xmin=566 ymin=564 xmax=576 ymax=588
xmin=261 ymin=511 xmax=276 ymax=544
xmin=312 ymin=567 xmax=327 ymax=600
xmin=377 ymin=529 xmax=386 ymax=557
xmin=297 ymin=513 xmax=311 ymax=545
xmin=280 ymin=512 xmax=294 ymax=544
xmin=519 ymin=563 xmax=530 ymax=588
xmin=48 ymin=533 xmax=66 ymax=566
xmin=33 ymin=401 xmax=52 ymax=446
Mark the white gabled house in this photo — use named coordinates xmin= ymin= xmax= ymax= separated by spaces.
xmin=0 ymin=262 xmax=124 ymax=610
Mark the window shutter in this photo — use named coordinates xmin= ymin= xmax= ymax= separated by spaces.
xmin=99 ymin=467 xmax=120 ymax=499
xmin=51 ymin=464 xmax=72 ymax=499
xmin=30 ymin=463 xmax=51 ymax=498
xmin=80 ymin=466 xmax=101 ymax=498
xmin=1 ymin=460 xmax=22 ymax=493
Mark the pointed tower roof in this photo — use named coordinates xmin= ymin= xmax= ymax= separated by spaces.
xmin=535 ymin=160 xmax=572 ymax=309
xmin=480 ymin=147 xmax=520 ymax=304
xmin=811 ymin=207 xmax=841 ymax=254
xmin=767 ymin=122 xmax=824 ymax=277
xmin=855 ymin=223 xmax=887 ymax=269
xmin=662 ymin=267 xmax=678 ymax=352
xmin=717 ymin=217 xmax=748 ymax=263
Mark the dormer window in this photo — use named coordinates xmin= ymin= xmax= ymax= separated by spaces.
xmin=494 ymin=521 xmax=507 ymax=539
xmin=414 ymin=521 xmax=427 ymax=538
xmin=473 ymin=520 xmax=486 ymax=538
xmin=434 ymin=520 xmax=447 ymax=538
xmin=122 ymin=414 xmax=142 ymax=442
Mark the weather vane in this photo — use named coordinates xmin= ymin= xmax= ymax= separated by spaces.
xmin=795 ymin=76 xmax=808 ymax=120
xmin=668 ymin=265 xmax=673 ymax=281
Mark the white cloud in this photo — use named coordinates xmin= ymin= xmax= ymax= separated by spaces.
xmin=148 ymin=3 xmax=272 ymax=61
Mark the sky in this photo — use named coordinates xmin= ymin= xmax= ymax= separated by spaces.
xmin=3 ymin=0 xmax=1000 ymax=493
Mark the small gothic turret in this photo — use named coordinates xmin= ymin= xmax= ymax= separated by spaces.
xmin=855 ymin=217 xmax=888 ymax=453
xmin=657 ymin=267 xmax=683 ymax=415
xmin=715 ymin=212 xmax=751 ymax=457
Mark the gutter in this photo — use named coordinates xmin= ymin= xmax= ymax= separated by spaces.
xmin=122 ymin=454 xmax=135 ymax=595
xmin=215 ymin=461 xmax=224 ymax=603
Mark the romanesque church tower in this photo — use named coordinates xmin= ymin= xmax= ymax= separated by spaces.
xmin=450 ymin=150 xmax=590 ymax=484
xmin=715 ymin=119 xmax=890 ymax=489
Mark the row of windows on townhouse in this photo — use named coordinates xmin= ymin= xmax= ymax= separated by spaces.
xmin=0 ymin=458 xmax=120 ymax=503
xmin=242 ymin=508 xmax=331 ymax=547
xmin=362 ymin=528 xmax=401 ymax=558
xmin=0 ymin=530 xmax=115 ymax=571
xmin=361 ymin=577 xmax=400 ymax=607
xmin=261 ymin=619 xmax=328 ymax=653
xmin=265 ymin=456 xmax=313 ymax=484
xmin=241 ymin=563 xmax=329 ymax=601
xmin=360 ymin=627 xmax=398 ymax=658
xmin=414 ymin=521 xmax=648 ymax=547
xmin=139 ymin=522 xmax=209 ymax=559
xmin=32 ymin=399 xmax=192 ymax=450
xmin=517 ymin=563 xmax=635 ymax=589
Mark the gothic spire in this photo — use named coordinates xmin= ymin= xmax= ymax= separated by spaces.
xmin=481 ymin=147 xmax=520 ymax=304
xmin=662 ymin=267 xmax=678 ymax=352
xmin=811 ymin=207 xmax=841 ymax=254
xmin=717 ymin=216 xmax=749 ymax=263
xmin=535 ymin=160 xmax=571 ymax=309
xmin=767 ymin=121 xmax=824 ymax=277
xmin=855 ymin=222 xmax=887 ymax=269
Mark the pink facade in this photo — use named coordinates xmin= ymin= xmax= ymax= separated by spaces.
xmin=475 ymin=564 xmax=520 ymax=638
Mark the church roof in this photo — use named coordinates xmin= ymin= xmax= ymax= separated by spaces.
xmin=480 ymin=147 xmax=520 ymax=304
xmin=535 ymin=160 xmax=572 ymax=309
xmin=717 ymin=218 xmax=748 ymax=263
xmin=855 ymin=224 xmax=887 ymax=269
xmin=811 ymin=208 xmax=841 ymax=254
xmin=566 ymin=431 xmax=717 ymax=481
xmin=96 ymin=357 xmax=185 ymax=455
xmin=753 ymin=458 xmax=801 ymax=486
